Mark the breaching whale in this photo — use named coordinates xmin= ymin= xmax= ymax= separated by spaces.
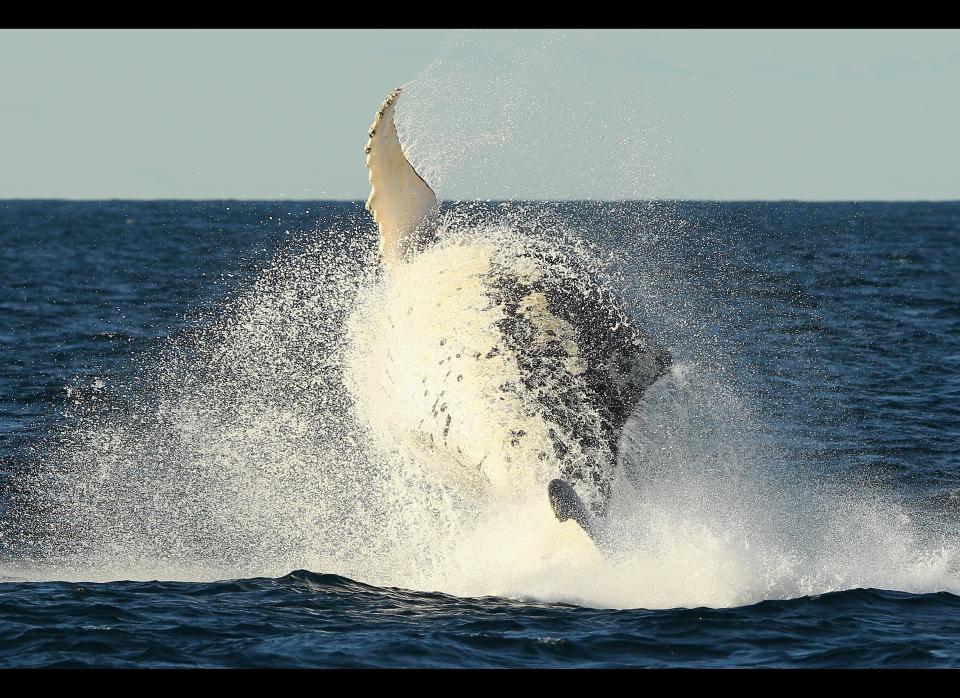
xmin=363 ymin=87 xmax=672 ymax=548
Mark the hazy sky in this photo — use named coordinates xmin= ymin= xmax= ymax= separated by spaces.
xmin=2 ymin=29 xmax=958 ymax=200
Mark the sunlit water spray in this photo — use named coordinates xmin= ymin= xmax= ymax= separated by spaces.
xmin=2 ymin=200 xmax=956 ymax=609
xmin=3 ymin=37 xmax=958 ymax=608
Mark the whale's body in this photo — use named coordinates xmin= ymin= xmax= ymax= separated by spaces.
xmin=362 ymin=87 xmax=671 ymax=522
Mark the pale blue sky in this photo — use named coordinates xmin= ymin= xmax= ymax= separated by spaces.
xmin=1 ymin=29 xmax=958 ymax=200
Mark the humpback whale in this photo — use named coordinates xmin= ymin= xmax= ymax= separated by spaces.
xmin=363 ymin=87 xmax=672 ymax=546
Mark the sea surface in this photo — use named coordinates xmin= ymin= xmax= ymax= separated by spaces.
xmin=0 ymin=199 xmax=958 ymax=668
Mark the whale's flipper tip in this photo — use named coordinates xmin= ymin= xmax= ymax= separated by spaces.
xmin=365 ymin=86 xmax=438 ymax=267
xmin=548 ymin=479 xmax=584 ymax=522
xmin=548 ymin=479 xmax=608 ymax=552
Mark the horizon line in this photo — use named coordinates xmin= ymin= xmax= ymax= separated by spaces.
xmin=3 ymin=197 xmax=960 ymax=204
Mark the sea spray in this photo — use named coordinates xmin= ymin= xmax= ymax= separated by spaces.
xmin=3 ymin=201 xmax=957 ymax=609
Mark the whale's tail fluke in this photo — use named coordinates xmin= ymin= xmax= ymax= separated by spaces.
xmin=365 ymin=88 xmax=439 ymax=269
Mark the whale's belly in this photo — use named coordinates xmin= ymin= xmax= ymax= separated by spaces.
xmin=354 ymin=240 xmax=671 ymax=514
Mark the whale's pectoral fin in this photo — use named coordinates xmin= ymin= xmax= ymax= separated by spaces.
xmin=365 ymin=87 xmax=438 ymax=269
xmin=548 ymin=479 xmax=610 ymax=554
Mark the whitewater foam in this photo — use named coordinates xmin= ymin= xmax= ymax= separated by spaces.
xmin=2 ymin=202 xmax=957 ymax=610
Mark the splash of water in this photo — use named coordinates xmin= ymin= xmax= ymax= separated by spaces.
xmin=2 ymin=199 xmax=956 ymax=609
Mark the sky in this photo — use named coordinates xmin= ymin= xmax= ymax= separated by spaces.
xmin=1 ymin=29 xmax=958 ymax=201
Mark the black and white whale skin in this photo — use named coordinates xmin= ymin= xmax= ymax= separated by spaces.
xmin=362 ymin=87 xmax=672 ymax=528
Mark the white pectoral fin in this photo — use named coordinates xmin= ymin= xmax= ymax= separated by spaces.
xmin=365 ymin=88 xmax=438 ymax=268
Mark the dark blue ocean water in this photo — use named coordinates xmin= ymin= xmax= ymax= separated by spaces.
xmin=1 ymin=199 xmax=958 ymax=668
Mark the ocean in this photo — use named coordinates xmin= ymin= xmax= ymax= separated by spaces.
xmin=0 ymin=199 xmax=958 ymax=668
